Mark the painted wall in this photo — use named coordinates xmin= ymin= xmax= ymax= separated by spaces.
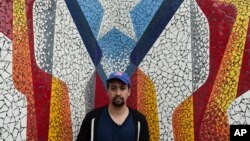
xmin=0 ymin=0 xmax=249 ymax=140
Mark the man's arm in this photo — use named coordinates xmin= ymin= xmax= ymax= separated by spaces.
xmin=140 ymin=115 xmax=150 ymax=141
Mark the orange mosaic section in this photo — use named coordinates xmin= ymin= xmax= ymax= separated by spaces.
xmin=136 ymin=69 xmax=160 ymax=141
xmin=173 ymin=96 xmax=194 ymax=141
xmin=49 ymin=78 xmax=73 ymax=141
xmin=200 ymin=0 xmax=250 ymax=140
xmin=12 ymin=0 xmax=37 ymax=140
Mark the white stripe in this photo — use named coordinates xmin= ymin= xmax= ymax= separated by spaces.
xmin=91 ymin=118 xmax=95 ymax=141
xmin=137 ymin=122 xmax=141 ymax=141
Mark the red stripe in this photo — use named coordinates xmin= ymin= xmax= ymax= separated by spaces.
xmin=237 ymin=22 xmax=250 ymax=97
xmin=0 ymin=0 xmax=12 ymax=39
xmin=26 ymin=1 xmax=52 ymax=140
xmin=95 ymin=71 xmax=109 ymax=108
xmin=127 ymin=69 xmax=138 ymax=110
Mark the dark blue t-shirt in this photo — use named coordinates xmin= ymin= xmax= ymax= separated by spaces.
xmin=96 ymin=107 xmax=135 ymax=141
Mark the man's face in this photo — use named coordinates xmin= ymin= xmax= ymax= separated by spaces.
xmin=108 ymin=79 xmax=130 ymax=107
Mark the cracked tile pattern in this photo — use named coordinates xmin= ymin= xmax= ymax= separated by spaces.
xmin=139 ymin=0 xmax=209 ymax=140
xmin=0 ymin=33 xmax=27 ymax=141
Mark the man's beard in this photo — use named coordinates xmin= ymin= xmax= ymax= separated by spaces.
xmin=112 ymin=96 xmax=125 ymax=107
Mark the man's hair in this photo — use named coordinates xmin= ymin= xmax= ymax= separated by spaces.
xmin=106 ymin=78 xmax=131 ymax=89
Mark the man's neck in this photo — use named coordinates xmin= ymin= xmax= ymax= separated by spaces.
xmin=108 ymin=104 xmax=129 ymax=125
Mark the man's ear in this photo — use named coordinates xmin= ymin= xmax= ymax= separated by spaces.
xmin=128 ymin=87 xmax=131 ymax=96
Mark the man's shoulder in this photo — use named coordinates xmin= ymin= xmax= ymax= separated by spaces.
xmin=129 ymin=108 xmax=147 ymax=121
xmin=86 ymin=105 xmax=107 ymax=118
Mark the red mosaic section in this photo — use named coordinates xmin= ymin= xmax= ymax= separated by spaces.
xmin=193 ymin=1 xmax=237 ymax=140
xmin=95 ymin=72 xmax=110 ymax=108
xmin=0 ymin=1 xmax=12 ymax=39
xmin=237 ymin=22 xmax=250 ymax=97
xmin=26 ymin=1 xmax=53 ymax=140
xmin=127 ymin=70 xmax=138 ymax=110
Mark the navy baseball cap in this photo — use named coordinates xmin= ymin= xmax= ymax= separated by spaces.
xmin=107 ymin=72 xmax=131 ymax=86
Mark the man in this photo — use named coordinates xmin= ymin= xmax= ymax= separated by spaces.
xmin=77 ymin=71 xmax=149 ymax=141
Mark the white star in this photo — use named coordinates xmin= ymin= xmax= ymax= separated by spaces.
xmin=98 ymin=0 xmax=140 ymax=40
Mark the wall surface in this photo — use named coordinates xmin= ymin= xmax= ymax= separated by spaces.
xmin=0 ymin=0 xmax=250 ymax=140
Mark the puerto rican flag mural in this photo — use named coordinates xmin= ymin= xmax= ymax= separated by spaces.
xmin=0 ymin=0 xmax=249 ymax=140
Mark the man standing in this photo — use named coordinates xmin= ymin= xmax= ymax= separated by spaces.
xmin=77 ymin=71 xmax=149 ymax=141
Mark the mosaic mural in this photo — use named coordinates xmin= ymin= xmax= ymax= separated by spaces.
xmin=0 ymin=0 xmax=249 ymax=140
